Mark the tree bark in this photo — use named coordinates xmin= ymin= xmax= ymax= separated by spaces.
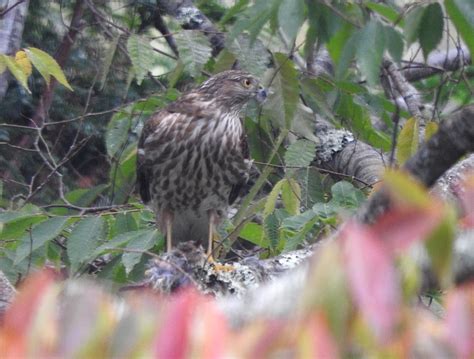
xmin=0 ymin=0 xmax=29 ymax=101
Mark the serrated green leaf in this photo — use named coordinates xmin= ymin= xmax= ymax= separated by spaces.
xmin=220 ymin=0 xmax=250 ymax=25
xmin=213 ymin=49 xmax=237 ymax=73
xmin=397 ymin=117 xmax=419 ymax=165
xmin=384 ymin=26 xmax=404 ymax=64
xmin=15 ymin=216 xmax=70 ymax=264
xmin=175 ymin=30 xmax=212 ymax=77
xmin=0 ymin=215 xmax=48 ymax=241
xmin=228 ymin=36 xmax=270 ymax=77
xmin=67 ymin=217 xmax=104 ymax=272
xmin=284 ymin=139 xmax=317 ymax=170
xmin=99 ymin=34 xmax=120 ymax=90
xmin=122 ymin=229 xmax=160 ymax=274
xmin=330 ymin=181 xmax=365 ymax=210
xmin=94 ymin=229 xmax=152 ymax=255
xmin=106 ymin=111 xmax=132 ymax=158
xmin=1 ymin=55 xmax=30 ymax=92
xmin=419 ymin=3 xmax=444 ymax=59
xmin=127 ymin=34 xmax=156 ymax=85
xmin=296 ymin=167 xmax=328 ymax=208
xmin=227 ymin=0 xmax=282 ymax=45
xmin=263 ymin=179 xmax=285 ymax=217
xmin=278 ymin=0 xmax=305 ymax=43
xmin=281 ymin=178 xmax=301 ymax=215
xmin=445 ymin=0 xmax=474 ymax=61
xmin=264 ymin=213 xmax=280 ymax=250
xmin=109 ymin=144 xmax=137 ymax=204
xmin=265 ymin=53 xmax=299 ymax=129
xmin=355 ymin=20 xmax=385 ymax=86
xmin=281 ymin=209 xmax=317 ymax=231
xmin=25 ymin=47 xmax=72 ymax=90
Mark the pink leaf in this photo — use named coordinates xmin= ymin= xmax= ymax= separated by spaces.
xmin=154 ymin=289 xmax=200 ymax=359
xmin=308 ymin=313 xmax=339 ymax=358
xmin=343 ymin=222 xmax=400 ymax=342
xmin=445 ymin=284 xmax=474 ymax=359
xmin=371 ymin=206 xmax=442 ymax=253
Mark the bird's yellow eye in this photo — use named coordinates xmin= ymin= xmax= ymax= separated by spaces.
xmin=242 ymin=78 xmax=252 ymax=87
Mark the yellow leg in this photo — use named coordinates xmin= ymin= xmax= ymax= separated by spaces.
xmin=207 ymin=212 xmax=215 ymax=258
xmin=166 ymin=215 xmax=172 ymax=252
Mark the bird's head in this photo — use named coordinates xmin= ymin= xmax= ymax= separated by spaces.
xmin=198 ymin=70 xmax=267 ymax=111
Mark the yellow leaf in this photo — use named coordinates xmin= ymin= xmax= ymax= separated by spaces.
xmin=424 ymin=121 xmax=438 ymax=141
xmin=15 ymin=50 xmax=32 ymax=77
xmin=25 ymin=47 xmax=73 ymax=91
xmin=383 ymin=169 xmax=431 ymax=208
xmin=281 ymin=178 xmax=301 ymax=215
xmin=0 ymin=54 xmax=30 ymax=93
xmin=396 ymin=117 xmax=419 ymax=165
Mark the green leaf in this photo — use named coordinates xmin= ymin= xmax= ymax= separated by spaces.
xmin=366 ymin=2 xmax=403 ymax=25
xmin=396 ymin=117 xmax=419 ymax=165
xmin=220 ymin=0 xmax=250 ymax=25
xmin=227 ymin=36 xmax=270 ymax=77
xmin=127 ymin=34 xmax=156 ymax=85
xmin=330 ymin=181 xmax=365 ymax=210
xmin=403 ymin=6 xmax=425 ymax=45
xmin=94 ymin=229 xmax=152 ymax=254
xmin=122 ymin=229 xmax=161 ymax=274
xmin=296 ymin=167 xmax=328 ymax=208
xmin=175 ymin=30 xmax=212 ymax=77
xmin=384 ymin=26 xmax=404 ymax=64
xmin=0 ymin=215 xmax=47 ymax=241
xmin=284 ymin=139 xmax=317 ymax=170
xmin=106 ymin=111 xmax=132 ymax=158
xmin=99 ymin=34 xmax=120 ymax=90
xmin=264 ymin=53 xmax=299 ymax=129
xmin=239 ymin=222 xmax=269 ymax=248
xmin=228 ymin=0 xmax=282 ymax=45
xmin=67 ymin=217 xmax=105 ymax=272
xmin=15 ymin=217 xmax=70 ymax=264
xmin=281 ymin=209 xmax=317 ymax=231
xmin=263 ymin=179 xmax=285 ymax=217
xmin=109 ymin=144 xmax=137 ymax=205
xmin=419 ymin=3 xmax=444 ymax=59
xmin=264 ymin=213 xmax=280 ymax=250
xmin=445 ymin=0 xmax=474 ymax=61
xmin=355 ymin=20 xmax=385 ymax=86
xmin=281 ymin=178 xmax=301 ymax=215
xmin=1 ymin=55 xmax=30 ymax=92
xmin=278 ymin=0 xmax=305 ymax=43
xmin=425 ymin=210 xmax=455 ymax=287
xmin=213 ymin=49 xmax=237 ymax=73
xmin=25 ymin=47 xmax=72 ymax=90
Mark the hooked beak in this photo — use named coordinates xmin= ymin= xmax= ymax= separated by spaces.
xmin=255 ymin=85 xmax=267 ymax=103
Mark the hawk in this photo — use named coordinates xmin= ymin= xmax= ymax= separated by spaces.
xmin=137 ymin=70 xmax=266 ymax=257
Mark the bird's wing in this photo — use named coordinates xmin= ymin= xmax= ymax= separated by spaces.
xmin=136 ymin=96 xmax=202 ymax=204
xmin=228 ymin=125 xmax=250 ymax=205
xmin=136 ymin=110 xmax=171 ymax=204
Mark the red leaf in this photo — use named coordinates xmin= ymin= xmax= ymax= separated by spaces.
xmin=459 ymin=175 xmax=474 ymax=229
xmin=307 ymin=313 xmax=339 ymax=358
xmin=445 ymin=283 xmax=474 ymax=359
xmin=154 ymin=289 xmax=199 ymax=358
xmin=371 ymin=206 xmax=442 ymax=252
xmin=343 ymin=222 xmax=400 ymax=342
xmin=0 ymin=270 xmax=57 ymax=358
